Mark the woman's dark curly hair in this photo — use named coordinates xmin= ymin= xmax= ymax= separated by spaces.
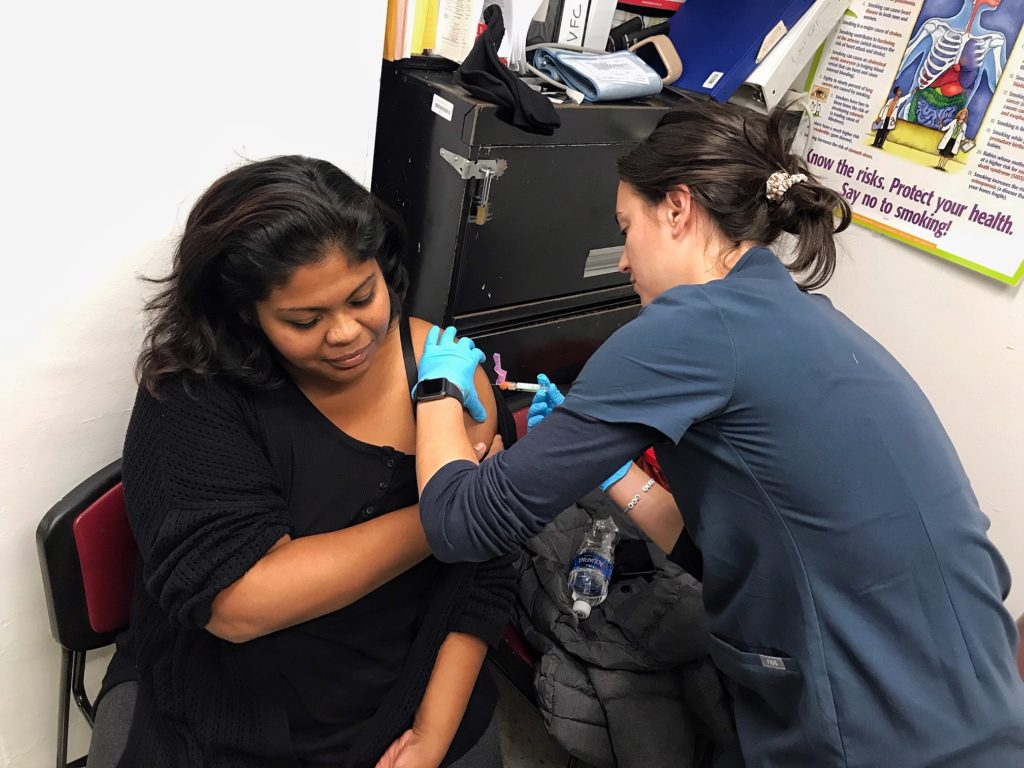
xmin=137 ymin=155 xmax=408 ymax=393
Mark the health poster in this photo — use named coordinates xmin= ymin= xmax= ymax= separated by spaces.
xmin=807 ymin=0 xmax=1024 ymax=284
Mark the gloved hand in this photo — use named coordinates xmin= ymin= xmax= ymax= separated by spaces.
xmin=417 ymin=325 xmax=487 ymax=422
xmin=526 ymin=373 xmax=565 ymax=431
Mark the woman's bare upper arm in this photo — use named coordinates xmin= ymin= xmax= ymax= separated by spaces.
xmin=408 ymin=317 xmax=498 ymax=444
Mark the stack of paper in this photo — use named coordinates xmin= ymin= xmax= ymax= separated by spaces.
xmin=384 ymin=0 xmax=448 ymax=61
xmin=433 ymin=0 xmax=487 ymax=63
xmin=385 ymin=0 xmax=486 ymax=62
xmin=385 ymin=0 xmax=550 ymax=66
xmin=492 ymin=0 xmax=546 ymax=73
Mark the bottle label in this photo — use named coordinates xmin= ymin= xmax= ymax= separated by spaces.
xmin=572 ymin=553 xmax=612 ymax=580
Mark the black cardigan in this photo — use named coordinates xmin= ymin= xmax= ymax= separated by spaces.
xmin=104 ymin=375 xmax=517 ymax=767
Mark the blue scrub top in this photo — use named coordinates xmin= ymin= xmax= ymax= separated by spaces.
xmin=567 ymin=247 xmax=1024 ymax=767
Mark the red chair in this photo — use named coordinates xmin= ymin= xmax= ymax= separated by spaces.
xmin=36 ymin=460 xmax=136 ymax=768
xmin=34 ymin=435 xmax=596 ymax=768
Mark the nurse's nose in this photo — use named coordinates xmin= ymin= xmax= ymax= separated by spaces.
xmin=618 ymin=250 xmax=630 ymax=274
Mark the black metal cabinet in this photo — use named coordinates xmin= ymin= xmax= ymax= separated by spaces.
xmin=372 ymin=62 xmax=678 ymax=386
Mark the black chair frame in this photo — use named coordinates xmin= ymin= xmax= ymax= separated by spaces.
xmin=37 ymin=460 xmax=125 ymax=768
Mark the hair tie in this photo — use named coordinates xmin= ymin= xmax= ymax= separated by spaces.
xmin=766 ymin=171 xmax=808 ymax=202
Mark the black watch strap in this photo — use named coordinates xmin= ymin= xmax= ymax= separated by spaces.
xmin=412 ymin=378 xmax=465 ymax=407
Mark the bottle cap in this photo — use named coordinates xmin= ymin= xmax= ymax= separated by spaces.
xmin=572 ymin=600 xmax=592 ymax=620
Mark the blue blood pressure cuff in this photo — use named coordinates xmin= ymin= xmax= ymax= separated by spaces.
xmin=531 ymin=48 xmax=663 ymax=102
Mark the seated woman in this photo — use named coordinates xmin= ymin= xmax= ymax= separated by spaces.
xmin=88 ymin=156 xmax=517 ymax=768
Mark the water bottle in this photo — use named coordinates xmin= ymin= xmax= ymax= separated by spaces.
xmin=568 ymin=517 xmax=619 ymax=620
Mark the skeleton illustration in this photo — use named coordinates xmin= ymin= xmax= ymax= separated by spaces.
xmin=894 ymin=0 xmax=1007 ymax=132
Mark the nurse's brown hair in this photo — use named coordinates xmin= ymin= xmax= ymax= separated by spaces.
xmin=618 ymin=98 xmax=851 ymax=291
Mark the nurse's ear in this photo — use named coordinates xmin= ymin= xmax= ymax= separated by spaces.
xmin=664 ymin=185 xmax=695 ymax=237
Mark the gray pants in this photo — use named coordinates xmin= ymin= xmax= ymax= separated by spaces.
xmin=87 ymin=682 xmax=137 ymax=768
xmin=89 ymin=682 xmax=503 ymax=767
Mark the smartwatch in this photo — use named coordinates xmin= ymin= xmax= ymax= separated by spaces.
xmin=412 ymin=378 xmax=465 ymax=408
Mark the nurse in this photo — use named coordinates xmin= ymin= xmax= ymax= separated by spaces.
xmin=408 ymin=100 xmax=1024 ymax=766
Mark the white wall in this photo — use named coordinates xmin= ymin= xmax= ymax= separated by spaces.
xmin=0 ymin=3 xmax=386 ymax=765
xmin=827 ymin=227 xmax=1024 ymax=619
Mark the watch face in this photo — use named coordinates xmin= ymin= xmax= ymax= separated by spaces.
xmin=417 ymin=378 xmax=447 ymax=398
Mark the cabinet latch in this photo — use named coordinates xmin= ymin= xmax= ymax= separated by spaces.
xmin=439 ymin=148 xmax=508 ymax=225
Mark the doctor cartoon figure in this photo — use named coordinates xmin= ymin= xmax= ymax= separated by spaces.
xmin=936 ymin=107 xmax=969 ymax=169
xmin=873 ymin=87 xmax=902 ymax=148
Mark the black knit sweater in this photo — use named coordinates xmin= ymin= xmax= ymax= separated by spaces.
xmin=106 ymin=375 xmax=517 ymax=768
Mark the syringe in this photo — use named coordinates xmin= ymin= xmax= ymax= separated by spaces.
xmin=498 ymin=380 xmax=546 ymax=393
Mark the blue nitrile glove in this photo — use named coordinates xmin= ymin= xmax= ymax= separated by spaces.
xmin=600 ymin=462 xmax=631 ymax=492
xmin=417 ymin=325 xmax=487 ymax=422
xmin=526 ymin=373 xmax=565 ymax=431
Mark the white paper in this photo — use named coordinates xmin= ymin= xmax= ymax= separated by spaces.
xmin=558 ymin=0 xmax=590 ymax=45
xmin=491 ymin=0 xmax=546 ymax=73
xmin=434 ymin=0 xmax=486 ymax=64
xmin=582 ymin=0 xmax=618 ymax=51
xmin=402 ymin=0 xmax=419 ymax=60
xmin=569 ymin=55 xmax=652 ymax=86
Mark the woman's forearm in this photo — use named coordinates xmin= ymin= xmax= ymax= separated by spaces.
xmin=415 ymin=397 xmax=480 ymax=490
xmin=413 ymin=631 xmax=489 ymax=761
xmin=207 ymin=504 xmax=430 ymax=642
xmin=606 ymin=465 xmax=684 ymax=554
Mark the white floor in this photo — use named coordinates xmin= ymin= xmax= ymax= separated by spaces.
xmin=492 ymin=663 xmax=578 ymax=768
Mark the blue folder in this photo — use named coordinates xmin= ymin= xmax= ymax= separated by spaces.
xmin=667 ymin=0 xmax=817 ymax=101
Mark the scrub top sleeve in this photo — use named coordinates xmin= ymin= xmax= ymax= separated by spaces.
xmin=421 ymin=407 xmax=660 ymax=562
xmin=564 ymin=289 xmax=736 ymax=444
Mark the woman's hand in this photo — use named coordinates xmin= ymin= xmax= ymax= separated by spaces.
xmin=473 ymin=434 xmax=504 ymax=462
xmin=417 ymin=326 xmax=487 ymax=422
xmin=375 ymin=726 xmax=446 ymax=768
